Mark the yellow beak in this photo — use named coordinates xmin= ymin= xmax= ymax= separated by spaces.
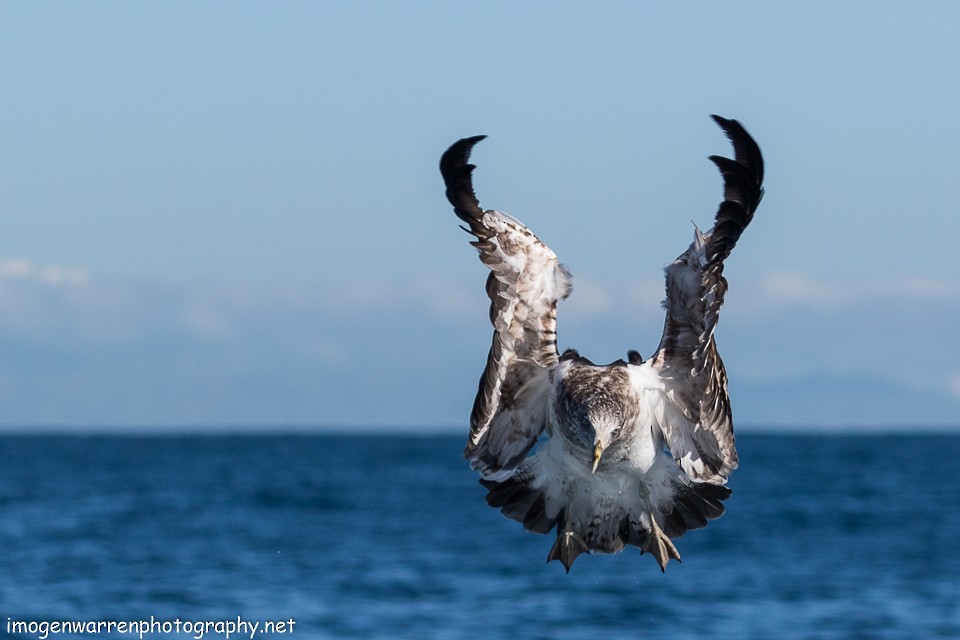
xmin=591 ymin=442 xmax=603 ymax=474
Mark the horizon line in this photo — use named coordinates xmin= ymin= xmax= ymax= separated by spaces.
xmin=0 ymin=422 xmax=958 ymax=436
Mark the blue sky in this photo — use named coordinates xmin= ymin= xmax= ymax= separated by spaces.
xmin=1 ymin=2 xmax=958 ymax=431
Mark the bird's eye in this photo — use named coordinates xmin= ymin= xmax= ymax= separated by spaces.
xmin=612 ymin=427 xmax=622 ymax=439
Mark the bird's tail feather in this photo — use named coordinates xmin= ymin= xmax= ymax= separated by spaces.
xmin=660 ymin=476 xmax=731 ymax=538
xmin=480 ymin=460 xmax=732 ymax=571
xmin=480 ymin=462 xmax=556 ymax=535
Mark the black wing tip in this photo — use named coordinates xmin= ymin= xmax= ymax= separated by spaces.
xmin=439 ymin=135 xmax=487 ymax=176
xmin=709 ymin=114 xmax=764 ymax=187
xmin=451 ymin=134 xmax=488 ymax=156
xmin=440 ymin=135 xmax=488 ymax=219
xmin=709 ymin=114 xmax=745 ymax=142
xmin=709 ymin=113 xmax=731 ymax=127
xmin=705 ymin=114 xmax=765 ymax=254
xmin=709 ymin=114 xmax=742 ymax=145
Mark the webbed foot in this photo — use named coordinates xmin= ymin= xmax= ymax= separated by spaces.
xmin=547 ymin=527 xmax=589 ymax=572
xmin=640 ymin=517 xmax=681 ymax=572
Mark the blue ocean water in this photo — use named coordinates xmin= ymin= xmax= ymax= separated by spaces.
xmin=0 ymin=432 xmax=958 ymax=639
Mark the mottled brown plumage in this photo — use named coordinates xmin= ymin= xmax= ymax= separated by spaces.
xmin=441 ymin=116 xmax=764 ymax=571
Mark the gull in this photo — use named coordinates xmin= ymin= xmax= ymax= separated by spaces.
xmin=439 ymin=116 xmax=764 ymax=571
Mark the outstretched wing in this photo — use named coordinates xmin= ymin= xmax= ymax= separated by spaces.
xmin=640 ymin=115 xmax=764 ymax=483
xmin=440 ymin=136 xmax=572 ymax=478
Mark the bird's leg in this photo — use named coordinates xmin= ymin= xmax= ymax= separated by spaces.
xmin=641 ymin=515 xmax=681 ymax=572
xmin=547 ymin=517 xmax=589 ymax=573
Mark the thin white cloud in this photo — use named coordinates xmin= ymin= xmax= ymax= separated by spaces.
xmin=180 ymin=305 xmax=236 ymax=341
xmin=950 ymin=374 xmax=960 ymax=399
xmin=0 ymin=264 xmax=956 ymax=427
xmin=757 ymin=271 xmax=960 ymax=310
xmin=0 ymin=258 xmax=89 ymax=287
xmin=39 ymin=265 xmax=89 ymax=287
xmin=408 ymin=275 xmax=480 ymax=321
xmin=563 ymin=278 xmax=616 ymax=317
xmin=0 ymin=259 xmax=33 ymax=279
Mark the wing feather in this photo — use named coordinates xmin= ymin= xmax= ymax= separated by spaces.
xmin=643 ymin=115 xmax=764 ymax=483
xmin=440 ymin=136 xmax=572 ymax=477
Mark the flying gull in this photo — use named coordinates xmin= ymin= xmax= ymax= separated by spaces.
xmin=439 ymin=116 xmax=764 ymax=572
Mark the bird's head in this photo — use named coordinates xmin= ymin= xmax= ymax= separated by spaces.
xmin=584 ymin=394 xmax=625 ymax=474
xmin=589 ymin=417 xmax=623 ymax=473
xmin=556 ymin=369 xmax=630 ymax=474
